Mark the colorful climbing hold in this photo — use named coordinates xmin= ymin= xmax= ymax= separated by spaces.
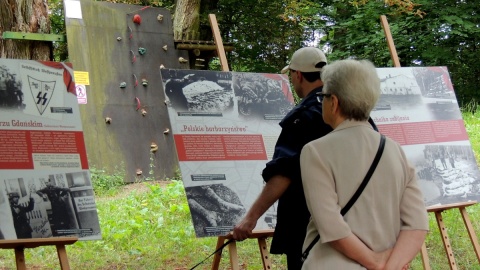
xmin=133 ymin=14 xmax=141 ymax=24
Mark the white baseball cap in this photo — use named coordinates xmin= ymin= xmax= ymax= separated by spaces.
xmin=281 ymin=47 xmax=327 ymax=74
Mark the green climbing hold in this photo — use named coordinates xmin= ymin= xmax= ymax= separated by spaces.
xmin=138 ymin=47 xmax=147 ymax=55
xmin=142 ymin=79 xmax=148 ymax=86
xmin=120 ymin=82 xmax=127 ymax=88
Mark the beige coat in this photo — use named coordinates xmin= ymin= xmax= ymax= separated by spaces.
xmin=300 ymin=120 xmax=429 ymax=269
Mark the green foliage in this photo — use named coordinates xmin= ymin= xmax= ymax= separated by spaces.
xmin=322 ymin=0 xmax=479 ymax=105
xmin=48 ymin=0 xmax=68 ymax=61
xmin=217 ymin=0 xmax=309 ymax=73
xmin=90 ymin=167 xmax=126 ymax=196
xmin=462 ymin=107 xmax=480 ymax=163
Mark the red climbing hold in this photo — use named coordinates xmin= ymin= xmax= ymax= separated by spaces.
xmin=133 ymin=14 xmax=141 ymax=25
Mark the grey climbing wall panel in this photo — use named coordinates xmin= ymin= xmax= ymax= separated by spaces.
xmin=65 ymin=0 xmax=188 ymax=182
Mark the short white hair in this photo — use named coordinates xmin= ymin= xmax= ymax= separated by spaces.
xmin=322 ymin=59 xmax=380 ymax=121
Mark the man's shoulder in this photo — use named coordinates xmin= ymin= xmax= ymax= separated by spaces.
xmin=283 ymin=99 xmax=322 ymax=122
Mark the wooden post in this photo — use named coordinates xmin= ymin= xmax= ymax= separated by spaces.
xmin=380 ymin=15 xmax=401 ymax=68
xmin=380 ymin=14 xmax=480 ymax=270
xmin=208 ymin=14 xmax=229 ymax=72
xmin=0 ymin=237 xmax=78 ymax=270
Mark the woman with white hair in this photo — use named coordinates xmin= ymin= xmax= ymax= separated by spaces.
xmin=300 ymin=59 xmax=429 ymax=269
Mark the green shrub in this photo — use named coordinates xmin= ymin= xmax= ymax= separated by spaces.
xmin=90 ymin=167 xmax=125 ymax=196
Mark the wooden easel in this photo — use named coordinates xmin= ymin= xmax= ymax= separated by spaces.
xmin=0 ymin=237 xmax=78 ymax=270
xmin=207 ymin=14 xmax=275 ymax=269
xmin=211 ymin=229 xmax=274 ymax=270
xmin=426 ymin=202 xmax=480 ymax=269
xmin=380 ymin=15 xmax=480 ymax=270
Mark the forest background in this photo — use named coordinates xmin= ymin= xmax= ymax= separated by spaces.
xmin=46 ymin=0 xmax=479 ymax=106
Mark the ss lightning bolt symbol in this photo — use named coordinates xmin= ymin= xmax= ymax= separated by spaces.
xmin=36 ymin=92 xmax=48 ymax=105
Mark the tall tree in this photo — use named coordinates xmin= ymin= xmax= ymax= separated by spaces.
xmin=0 ymin=0 xmax=51 ymax=60
xmin=173 ymin=0 xmax=201 ymax=40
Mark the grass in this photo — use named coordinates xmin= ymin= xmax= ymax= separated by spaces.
xmin=1 ymin=109 xmax=480 ymax=269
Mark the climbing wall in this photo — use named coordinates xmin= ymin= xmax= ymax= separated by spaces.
xmin=65 ymin=0 xmax=188 ymax=182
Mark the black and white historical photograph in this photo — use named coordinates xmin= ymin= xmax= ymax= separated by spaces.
xmin=185 ymin=184 xmax=246 ymax=237
xmin=232 ymin=72 xmax=293 ymax=119
xmin=374 ymin=67 xmax=461 ymax=121
xmin=412 ymin=67 xmax=461 ymax=120
xmin=0 ymin=172 xmax=100 ymax=240
xmin=0 ymin=64 xmax=25 ymax=111
xmin=405 ymin=143 xmax=480 ymax=206
xmin=161 ymin=69 xmax=234 ymax=113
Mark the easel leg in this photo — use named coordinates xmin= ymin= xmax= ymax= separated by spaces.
xmin=435 ymin=211 xmax=458 ymax=270
xmin=211 ymin=236 xmax=225 ymax=270
xmin=56 ymin=244 xmax=71 ymax=270
xmin=228 ymin=240 xmax=239 ymax=270
xmin=420 ymin=242 xmax=431 ymax=270
xmin=257 ymin=238 xmax=272 ymax=270
xmin=14 ymin=247 xmax=27 ymax=270
xmin=459 ymin=207 xmax=480 ymax=264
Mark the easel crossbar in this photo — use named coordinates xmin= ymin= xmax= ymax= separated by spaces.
xmin=0 ymin=237 xmax=78 ymax=270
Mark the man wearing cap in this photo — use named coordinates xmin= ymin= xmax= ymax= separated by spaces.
xmin=232 ymin=47 xmax=333 ymax=269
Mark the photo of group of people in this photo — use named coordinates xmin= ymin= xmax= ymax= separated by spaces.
xmin=409 ymin=144 xmax=480 ymax=205
xmin=0 ymin=65 xmax=25 ymax=111
xmin=0 ymin=172 xmax=100 ymax=240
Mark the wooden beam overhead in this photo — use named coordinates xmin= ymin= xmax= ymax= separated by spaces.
xmin=2 ymin=31 xmax=66 ymax=42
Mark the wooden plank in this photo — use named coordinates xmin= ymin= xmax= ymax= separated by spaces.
xmin=459 ymin=207 xmax=480 ymax=263
xmin=420 ymin=242 xmax=431 ymax=270
xmin=435 ymin=211 xmax=458 ymax=269
xmin=224 ymin=229 xmax=274 ymax=240
xmin=56 ymin=245 xmax=71 ymax=270
xmin=380 ymin=15 xmax=401 ymax=68
xmin=228 ymin=240 xmax=239 ymax=270
xmin=176 ymin=43 xmax=234 ymax=52
xmin=0 ymin=237 xmax=78 ymax=249
xmin=208 ymin=14 xmax=229 ymax=72
xmin=258 ymin=238 xmax=272 ymax=270
xmin=211 ymin=236 xmax=225 ymax=270
xmin=427 ymin=201 xmax=477 ymax=212
xmin=14 ymin=248 xmax=27 ymax=270
xmin=2 ymin=31 xmax=65 ymax=42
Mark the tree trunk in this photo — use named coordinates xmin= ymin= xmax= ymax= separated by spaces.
xmin=0 ymin=0 xmax=51 ymax=60
xmin=173 ymin=0 xmax=201 ymax=41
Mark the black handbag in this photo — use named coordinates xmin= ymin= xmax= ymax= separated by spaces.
xmin=301 ymin=134 xmax=386 ymax=263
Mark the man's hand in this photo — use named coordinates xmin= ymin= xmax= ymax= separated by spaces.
xmin=232 ymin=217 xmax=257 ymax=241
xmin=231 ymin=175 xmax=291 ymax=241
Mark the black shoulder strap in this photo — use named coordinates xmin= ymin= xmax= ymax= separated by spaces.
xmin=301 ymin=134 xmax=386 ymax=263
